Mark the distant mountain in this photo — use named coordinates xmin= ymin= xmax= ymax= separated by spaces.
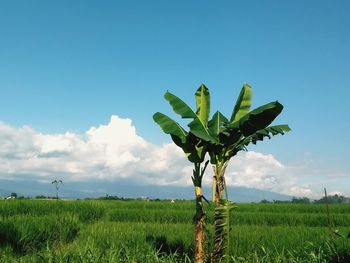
xmin=0 ymin=187 xmax=11 ymax=197
xmin=0 ymin=178 xmax=291 ymax=202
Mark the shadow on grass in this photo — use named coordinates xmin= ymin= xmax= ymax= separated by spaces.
xmin=0 ymin=218 xmax=80 ymax=255
xmin=0 ymin=222 xmax=20 ymax=251
xmin=146 ymin=235 xmax=193 ymax=258
xmin=329 ymin=252 xmax=350 ymax=263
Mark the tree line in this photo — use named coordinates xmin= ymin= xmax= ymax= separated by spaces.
xmin=260 ymin=194 xmax=350 ymax=204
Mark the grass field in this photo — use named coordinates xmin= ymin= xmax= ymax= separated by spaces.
xmin=0 ymin=199 xmax=349 ymax=262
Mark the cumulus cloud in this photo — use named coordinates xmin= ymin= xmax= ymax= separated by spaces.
xmin=0 ymin=116 xmax=334 ymax=198
xmin=0 ymin=116 xmax=192 ymax=185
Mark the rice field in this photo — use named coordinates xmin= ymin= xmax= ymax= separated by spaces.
xmin=0 ymin=199 xmax=349 ymax=262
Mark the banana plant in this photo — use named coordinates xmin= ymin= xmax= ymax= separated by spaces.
xmin=153 ymin=84 xmax=214 ymax=263
xmin=207 ymin=83 xmax=291 ymax=207
xmin=201 ymin=83 xmax=290 ymax=263
xmin=153 ymin=83 xmax=290 ymax=262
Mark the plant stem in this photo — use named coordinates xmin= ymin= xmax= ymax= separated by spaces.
xmin=192 ymin=161 xmax=209 ymax=263
xmin=194 ymin=191 xmax=205 ymax=263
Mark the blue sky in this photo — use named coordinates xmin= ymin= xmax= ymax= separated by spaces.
xmin=0 ymin=1 xmax=349 ymax=198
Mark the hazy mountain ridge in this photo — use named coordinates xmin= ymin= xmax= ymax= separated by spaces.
xmin=0 ymin=178 xmax=292 ymax=202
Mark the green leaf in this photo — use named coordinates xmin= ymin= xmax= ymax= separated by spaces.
xmin=188 ymin=118 xmax=217 ymax=143
xmin=220 ymin=129 xmax=242 ymax=149
xmin=267 ymin=124 xmax=291 ymax=135
xmin=232 ymin=124 xmax=291 ymax=154
xmin=208 ymin=111 xmax=229 ymax=137
xmin=195 ymin=84 xmax=210 ymax=125
xmin=164 ymin=91 xmax=197 ymax=118
xmin=170 ymin=134 xmax=205 ymax=163
xmin=230 ymin=83 xmax=253 ymax=122
xmin=153 ymin=112 xmax=188 ymax=143
xmin=231 ymin=101 xmax=284 ymax=136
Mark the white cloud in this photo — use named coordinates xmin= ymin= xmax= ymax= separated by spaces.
xmin=0 ymin=116 xmax=191 ymax=185
xmin=0 ymin=116 xmax=345 ymax=198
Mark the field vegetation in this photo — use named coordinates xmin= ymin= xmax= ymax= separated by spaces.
xmin=0 ymin=199 xmax=349 ymax=262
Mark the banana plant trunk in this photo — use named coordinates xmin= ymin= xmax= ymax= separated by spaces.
xmin=194 ymin=187 xmax=205 ymax=263
xmin=212 ymin=161 xmax=228 ymax=205
xmin=193 ymin=162 xmax=208 ymax=263
xmin=211 ymin=161 xmax=231 ymax=263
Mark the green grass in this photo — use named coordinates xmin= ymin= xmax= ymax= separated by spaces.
xmin=0 ymin=200 xmax=349 ymax=262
